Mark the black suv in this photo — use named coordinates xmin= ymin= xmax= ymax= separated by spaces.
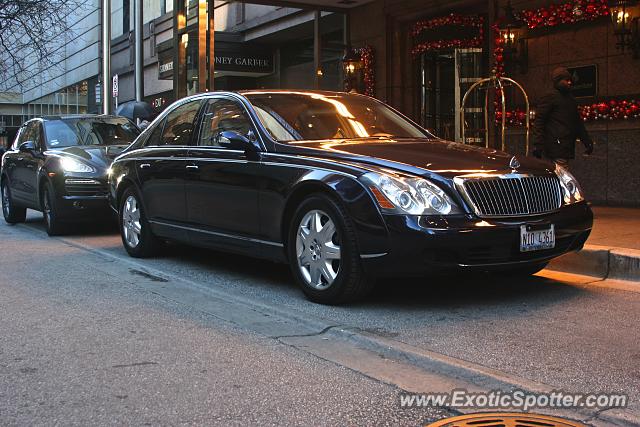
xmin=1 ymin=115 xmax=139 ymax=235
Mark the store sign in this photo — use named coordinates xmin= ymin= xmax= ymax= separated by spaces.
xmin=112 ymin=74 xmax=119 ymax=97
xmin=568 ymin=65 xmax=597 ymax=98
xmin=158 ymin=58 xmax=174 ymax=80
xmin=214 ymin=51 xmax=273 ymax=74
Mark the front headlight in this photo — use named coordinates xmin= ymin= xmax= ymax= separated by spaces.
xmin=555 ymin=164 xmax=584 ymax=204
xmin=361 ymin=171 xmax=462 ymax=215
xmin=61 ymin=157 xmax=95 ymax=173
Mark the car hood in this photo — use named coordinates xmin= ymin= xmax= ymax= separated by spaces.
xmin=277 ymin=138 xmax=554 ymax=179
xmin=49 ymin=145 xmax=129 ymax=172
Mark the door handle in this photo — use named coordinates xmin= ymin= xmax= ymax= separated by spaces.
xmin=186 ymin=165 xmax=199 ymax=170
xmin=139 ymin=163 xmax=151 ymax=169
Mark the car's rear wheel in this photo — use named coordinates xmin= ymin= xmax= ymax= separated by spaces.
xmin=2 ymin=180 xmax=26 ymax=224
xmin=287 ymin=194 xmax=374 ymax=304
xmin=42 ymin=182 xmax=66 ymax=236
xmin=119 ymin=187 xmax=159 ymax=257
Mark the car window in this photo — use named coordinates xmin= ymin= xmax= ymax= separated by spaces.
xmin=17 ymin=122 xmax=37 ymax=148
xmin=43 ymin=118 xmax=139 ymax=148
xmin=245 ymin=92 xmax=430 ymax=141
xmin=198 ymin=98 xmax=254 ymax=148
xmin=144 ymin=121 xmax=165 ymax=147
xmin=12 ymin=125 xmax=29 ymax=149
xmin=31 ymin=122 xmax=43 ymax=151
xmin=158 ymin=100 xmax=202 ymax=146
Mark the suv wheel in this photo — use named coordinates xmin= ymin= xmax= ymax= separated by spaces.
xmin=42 ymin=182 xmax=66 ymax=235
xmin=2 ymin=180 xmax=26 ymax=224
xmin=287 ymin=194 xmax=374 ymax=304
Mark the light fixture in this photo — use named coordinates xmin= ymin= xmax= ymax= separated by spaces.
xmin=342 ymin=49 xmax=362 ymax=76
xmin=498 ymin=0 xmax=528 ymax=73
xmin=609 ymin=0 xmax=640 ymax=58
xmin=342 ymin=48 xmax=364 ymax=93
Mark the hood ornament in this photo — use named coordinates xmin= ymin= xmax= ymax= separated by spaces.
xmin=509 ymin=156 xmax=521 ymax=170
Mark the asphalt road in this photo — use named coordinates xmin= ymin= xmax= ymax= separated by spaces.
xmin=0 ymin=213 xmax=452 ymax=426
xmin=2 ymin=211 xmax=639 ymax=425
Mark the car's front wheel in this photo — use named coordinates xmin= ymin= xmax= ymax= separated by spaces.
xmin=287 ymin=194 xmax=374 ymax=305
xmin=2 ymin=180 xmax=26 ymax=224
xmin=42 ymin=182 xmax=66 ymax=236
xmin=119 ymin=187 xmax=159 ymax=258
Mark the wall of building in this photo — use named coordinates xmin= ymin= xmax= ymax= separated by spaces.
xmin=22 ymin=1 xmax=101 ymax=105
xmin=350 ymin=0 xmax=640 ymax=205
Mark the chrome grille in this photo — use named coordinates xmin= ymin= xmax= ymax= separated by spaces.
xmin=460 ymin=175 xmax=562 ymax=217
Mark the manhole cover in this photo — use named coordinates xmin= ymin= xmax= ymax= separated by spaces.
xmin=427 ymin=412 xmax=587 ymax=427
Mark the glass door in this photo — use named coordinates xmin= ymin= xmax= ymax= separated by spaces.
xmin=455 ymin=48 xmax=484 ymax=145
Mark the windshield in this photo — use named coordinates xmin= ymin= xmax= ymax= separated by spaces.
xmin=244 ymin=91 xmax=432 ymax=142
xmin=44 ymin=118 xmax=140 ymax=148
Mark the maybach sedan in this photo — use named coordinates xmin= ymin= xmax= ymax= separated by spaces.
xmin=107 ymin=91 xmax=592 ymax=304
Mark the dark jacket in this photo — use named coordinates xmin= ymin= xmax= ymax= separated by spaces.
xmin=533 ymin=89 xmax=592 ymax=160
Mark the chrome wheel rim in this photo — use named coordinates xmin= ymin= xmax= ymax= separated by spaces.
xmin=2 ymin=185 xmax=10 ymax=217
xmin=122 ymin=195 xmax=141 ymax=248
xmin=296 ymin=209 xmax=341 ymax=290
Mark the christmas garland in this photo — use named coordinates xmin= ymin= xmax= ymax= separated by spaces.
xmin=411 ymin=14 xmax=484 ymax=56
xmin=354 ymin=46 xmax=375 ymax=97
xmin=520 ymin=0 xmax=609 ymax=29
xmin=579 ymin=99 xmax=640 ymax=121
xmin=496 ymin=99 xmax=640 ymax=126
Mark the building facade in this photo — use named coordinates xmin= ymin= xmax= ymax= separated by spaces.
xmin=349 ymin=0 xmax=640 ymax=205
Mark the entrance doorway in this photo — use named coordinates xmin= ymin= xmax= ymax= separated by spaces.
xmin=418 ymin=48 xmax=484 ymax=144
xmin=419 ymin=52 xmax=455 ymax=141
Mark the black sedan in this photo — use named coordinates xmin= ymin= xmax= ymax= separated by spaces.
xmin=1 ymin=115 xmax=140 ymax=235
xmin=108 ymin=91 xmax=592 ymax=304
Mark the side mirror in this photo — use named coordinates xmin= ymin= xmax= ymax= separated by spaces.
xmin=218 ymin=131 xmax=257 ymax=152
xmin=19 ymin=140 xmax=36 ymax=153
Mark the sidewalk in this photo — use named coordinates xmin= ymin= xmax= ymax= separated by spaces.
xmin=547 ymin=206 xmax=640 ymax=282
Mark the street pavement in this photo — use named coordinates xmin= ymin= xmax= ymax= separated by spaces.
xmin=1 ymin=211 xmax=639 ymax=425
xmin=0 ymin=213 xmax=451 ymax=426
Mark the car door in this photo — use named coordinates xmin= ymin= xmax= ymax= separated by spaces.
xmin=10 ymin=121 xmax=37 ymax=205
xmin=185 ymin=97 xmax=261 ymax=252
xmin=22 ymin=121 xmax=45 ymax=207
xmin=3 ymin=124 xmax=25 ymax=201
xmin=136 ymin=99 xmax=202 ymax=240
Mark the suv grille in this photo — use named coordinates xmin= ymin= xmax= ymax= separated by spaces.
xmin=459 ymin=175 xmax=562 ymax=217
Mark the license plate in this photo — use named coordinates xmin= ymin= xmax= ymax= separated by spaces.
xmin=520 ymin=224 xmax=555 ymax=252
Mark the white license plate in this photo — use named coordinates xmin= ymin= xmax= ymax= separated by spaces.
xmin=520 ymin=224 xmax=555 ymax=252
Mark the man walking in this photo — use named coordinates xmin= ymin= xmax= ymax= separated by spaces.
xmin=532 ymin=67 xmax=594 ymax=169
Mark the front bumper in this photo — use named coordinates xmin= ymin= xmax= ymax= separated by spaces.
xmin=54 ymin=177 xmax=112 ymax=218
xmin=362 ymin=202 xmax=593 ymax=276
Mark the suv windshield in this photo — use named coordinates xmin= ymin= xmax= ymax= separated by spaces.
xmin=44 ymin=118 xmax=140 ymax=148
xmin=245 ymin=91 xmax=431 ymax=142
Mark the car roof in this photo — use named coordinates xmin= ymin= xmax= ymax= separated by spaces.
xmin=39 ymin=114 xmax=126 ymax=121
xmin=238 ymin=89 xmax=350 ymax=97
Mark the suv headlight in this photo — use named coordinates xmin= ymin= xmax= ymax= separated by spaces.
xmin=555 ymin=164 xmax=584 ymax=204
xmin=61 ymin=157 xmax=95 ymax=173
xmin=361 ymin=172 xmax=462 ymax=215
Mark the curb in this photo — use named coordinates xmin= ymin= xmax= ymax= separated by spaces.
xmin=548 ymin=244 xmax=640 ymax=283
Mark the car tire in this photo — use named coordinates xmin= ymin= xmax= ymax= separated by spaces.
xmin=119 ymin=186 xmax=159 ymax=258
xmin=2 ymin=180 xmax=27 ymax=224
xmin=287 ymin=193 xmax=374 ymax=305
xmin=42 ymin=182 xmax=66 ymax=236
